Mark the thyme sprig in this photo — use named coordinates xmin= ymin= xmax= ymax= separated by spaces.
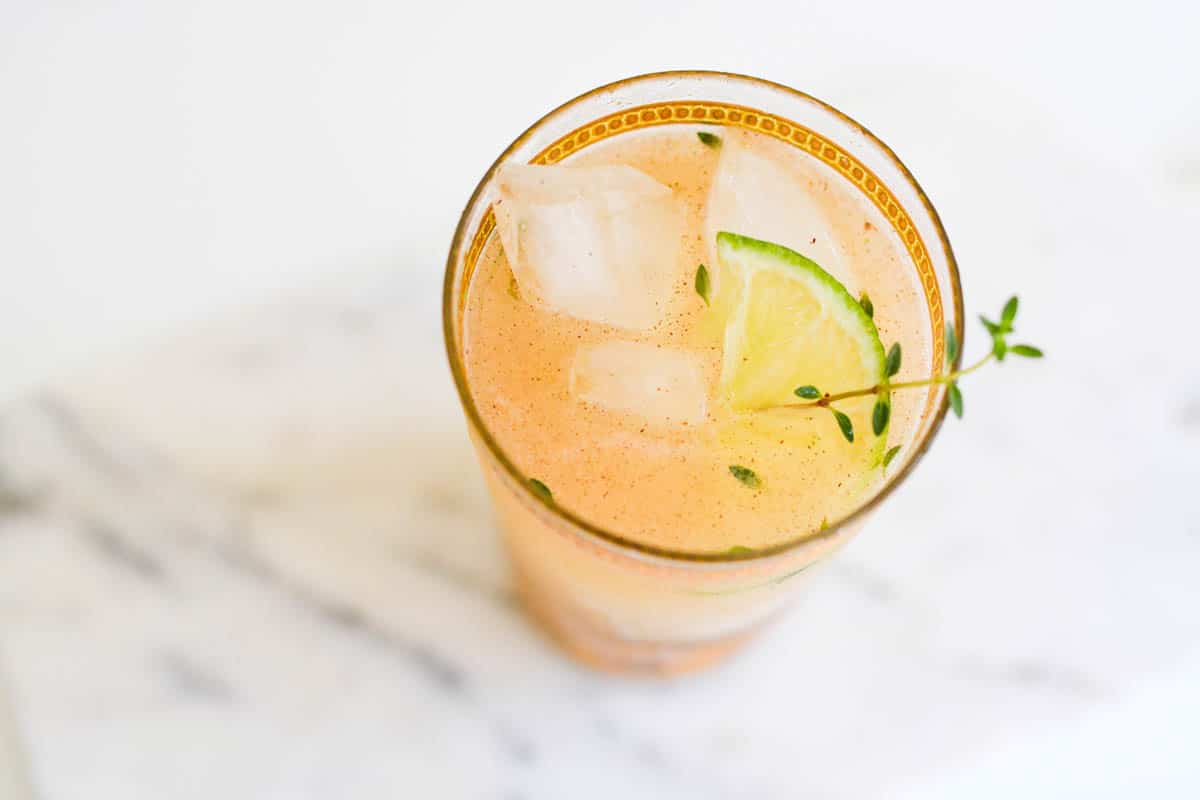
xmin=781 ymin=295 xmax=1043 ymax=455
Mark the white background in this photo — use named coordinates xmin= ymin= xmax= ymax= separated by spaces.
xmin=3 ymin=1 xmax=1200 ymax=797
xmin=3 ymin=0 xmax=1198 ymax=400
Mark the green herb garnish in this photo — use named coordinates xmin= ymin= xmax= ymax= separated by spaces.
xmin=884 ymin=342 xmax=902 ymax=378
xmin=779 ymin=295 xmax=1041 ymax=461
xmin=528 ymin=478 xmax=553 ymax=502
xmin=945 ymin=323 xmax=960 ymax=365
xmin=1001 ymin=296 xmax=1019 ymax=327
xmin=882 ymin=445 xmax=902 ymax=470
xmin=993 ymin=338 xmax=1008 ymax=361
xmin=728 ymin=465 xmax=761 ymax=489
xmin=948 ymin=382 xmax=964 ymax=418
xmin=697 ymin=131 xmax=722 ymax=149
xmin=871 ymin=397 xmax=891 ymax=436
xmin=832 ymin=409 xmax=854 ymax=443
xmin=859 ymin=293 xmax=874 ymax=319
xmin=695 ymin=263 xmax=711 ymax=306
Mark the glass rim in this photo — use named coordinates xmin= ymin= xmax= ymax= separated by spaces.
xmin=443 ymin=69 xmax=964 ymax=565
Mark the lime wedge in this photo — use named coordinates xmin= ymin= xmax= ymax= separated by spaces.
xmin=716 ymin=231 xmax=886 ymax=414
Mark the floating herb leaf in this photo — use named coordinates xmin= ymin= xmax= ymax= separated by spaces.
xmin=528 ymin=478 xmax=553 ymax=502
xmin=859 ymin=293 xmax=874 ymax=319
xmin=728 ymin=465 xmax=762 ymax=489
xmin=1010 ymin=344 xmax=1043 ymax=358
xmin=726 ymin=545 xmax=756 ymax=556
xmin=832 ymin=409 xmax=854 ymax=443
xmin=872 ymin=397 xmax=891 ymax=436
xmin=882 ymin=445 xmax=902 ymax=469
xmin=885 ymin=342 xmax=902 ymax=378
xmin=695 ymin=263 xmax=711 ymax=306
xmin=794 ymin=385 xmax=821 ymax=400
xmin=697 ymin=131 xmax=722 ymax=148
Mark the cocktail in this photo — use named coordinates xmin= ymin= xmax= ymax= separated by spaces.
xmin=444 ymin=72 xmax=1035 ymax=675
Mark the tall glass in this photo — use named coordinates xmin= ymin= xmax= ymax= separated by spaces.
xmin=444 ymin=72 xmax=963 ymax=675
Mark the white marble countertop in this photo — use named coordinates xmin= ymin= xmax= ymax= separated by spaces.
xmin=3 ymin=212 xmax=1199 ymax=797
xmin=3 ymin=2 xmax=1200 ymax=798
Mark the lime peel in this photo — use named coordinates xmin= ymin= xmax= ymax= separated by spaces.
xmin=715 ymin=231 xmax=886 ymax=413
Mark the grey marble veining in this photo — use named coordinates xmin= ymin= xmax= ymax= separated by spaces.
xmin=2 ymin=79 xmax=1200 ymax=799
xmin=1 ymin=258 xmax=1197 ymax=798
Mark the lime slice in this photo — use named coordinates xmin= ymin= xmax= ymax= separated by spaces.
xmin=716 ymin=231 xmax=886 ymax=415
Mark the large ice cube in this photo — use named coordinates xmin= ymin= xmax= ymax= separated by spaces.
xmin=570 ymin=341 xmax=707 ymax=425
xmin=704 ymin=130 xmax=855 ymax=294
xmin=493 ymin=163 xmax=684 ymax=330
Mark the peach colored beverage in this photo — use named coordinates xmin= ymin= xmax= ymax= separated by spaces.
xmin=444 ymin=73 xmax=963 ymax=675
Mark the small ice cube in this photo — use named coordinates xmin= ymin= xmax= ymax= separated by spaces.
xmin=494 ymin=163 xmax=684 ymax=330
xmin=570 ymin=341 xmax=707 ymax=425
xmin=704 ymin=131 xmax=855 ymax=294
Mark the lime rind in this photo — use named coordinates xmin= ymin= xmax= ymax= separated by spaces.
xmin=715 ymin=231 xmax=886 ymax=407
xmin=714 ymin=231 xmax=889 ymax=471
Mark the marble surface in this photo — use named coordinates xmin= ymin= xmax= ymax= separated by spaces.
xmin=3 ymin=175 xmax=1199 ymax=797
xmin=3 ymin=4 xmax=1200 ymax=794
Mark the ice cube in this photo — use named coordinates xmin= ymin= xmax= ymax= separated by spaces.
xmin=704 ymin=130 xmax=855 ymax=294
xmin=493 ymin=163 xmax=684 ymax=330
xmin=570 ymin=341 xmax=707 ymax=426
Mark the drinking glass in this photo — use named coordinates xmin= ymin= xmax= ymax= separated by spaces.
xmin=443 ymin=71 xmax=963 ymax=675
